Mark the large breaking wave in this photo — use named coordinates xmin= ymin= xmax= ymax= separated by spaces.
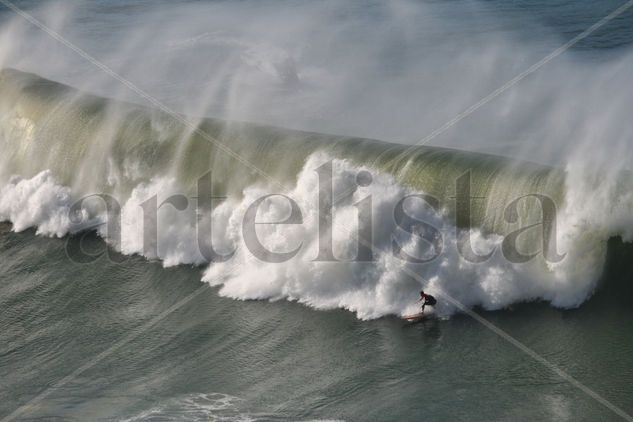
xmin=0 ymin=69 xmax=632 ymax=318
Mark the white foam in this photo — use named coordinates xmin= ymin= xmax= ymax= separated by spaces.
xmin=0 ymin=171 xmax=75 ymax=237
xmin=0 ymin=153 xmax=627 ymax=319
xmin=119 ymin=178 xmax=208 ymax=267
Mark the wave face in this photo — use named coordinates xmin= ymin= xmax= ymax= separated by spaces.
xmin=0 ymin=68 xmax=564 ymax=231
xmin=0 ymin=68 xmax=631 ymax=318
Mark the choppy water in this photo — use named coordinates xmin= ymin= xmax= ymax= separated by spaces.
xmin=2 ymin=1 xmax=633 ymax=420
xmin=2 ymin=230 xmax=633 ymax=420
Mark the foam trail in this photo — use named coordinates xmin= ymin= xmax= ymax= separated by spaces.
xmin=122 ymin=393 xmax=254 ymax=422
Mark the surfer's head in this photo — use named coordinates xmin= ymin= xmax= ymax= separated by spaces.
xmin=420 ymin=290 xmax=425 ymax=297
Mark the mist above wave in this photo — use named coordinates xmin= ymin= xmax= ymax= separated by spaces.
xmin=0 ymin=0 xmax=632 ymax=166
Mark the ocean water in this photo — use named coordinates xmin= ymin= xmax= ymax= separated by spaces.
xmin=2 ymin=229 xmax=633 ymax=421
xmin=1 ymin=1 xmax=633 ymax=420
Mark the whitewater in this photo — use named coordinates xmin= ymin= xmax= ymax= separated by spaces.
xmin=0 ymin=68 xmax=632 ymax=319
xmin=3 ymin=1 xmax=633 ymax=421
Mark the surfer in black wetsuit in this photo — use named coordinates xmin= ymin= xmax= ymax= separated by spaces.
xmin=418 ymin=290 xmax=436 ymax=314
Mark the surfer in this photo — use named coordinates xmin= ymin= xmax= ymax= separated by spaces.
xmin=418 ymin=290 xmax=436 ymax=314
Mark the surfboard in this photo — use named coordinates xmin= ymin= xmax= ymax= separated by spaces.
xmin=401 ymin=312 xmax=426 ymax=322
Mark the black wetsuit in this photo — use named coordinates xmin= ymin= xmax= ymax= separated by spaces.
xmin=421 ymin=294 xmax=436 ymax=311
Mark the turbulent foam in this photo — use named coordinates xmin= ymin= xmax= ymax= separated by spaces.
xmin=0 ymin=69 xmax=631 ymax=318
xmin=0 ymin=171 xmax=75 ymax=237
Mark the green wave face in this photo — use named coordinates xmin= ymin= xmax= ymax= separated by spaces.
xmin=0 ymin=68 xmax=565 ymax=240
